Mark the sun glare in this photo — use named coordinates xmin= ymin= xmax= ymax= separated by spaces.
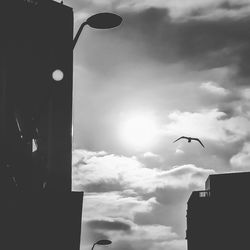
xmin=120 ymin=113 xmax=159 ymax=150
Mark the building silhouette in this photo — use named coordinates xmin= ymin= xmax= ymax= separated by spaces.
xmin=0 ymin=1 xmax=83 ymax=249
xmin=186 ymin=172 xmax=250 ymax=250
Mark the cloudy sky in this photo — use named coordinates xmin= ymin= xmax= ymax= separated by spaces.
xmin=58 ymin=0 xmax=250 ymax=249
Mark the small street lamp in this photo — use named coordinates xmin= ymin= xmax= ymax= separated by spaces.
xmin=73 ymin=12 xmax=122 ymax=49
xmin=91 ymin=239 xmax=112 ymax=250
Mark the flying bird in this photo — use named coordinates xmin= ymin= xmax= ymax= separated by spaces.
xmin=173 ymin=136 xmax=205 ymax=148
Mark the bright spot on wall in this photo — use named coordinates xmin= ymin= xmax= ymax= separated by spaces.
xmin=52 ymin=69 xmax=64 ymax=82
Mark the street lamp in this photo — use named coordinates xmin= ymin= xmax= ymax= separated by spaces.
xmin=91 ymin=239 xmax=112 ymax=250
xmin=73 ymin=12 xmax=122 ymax=49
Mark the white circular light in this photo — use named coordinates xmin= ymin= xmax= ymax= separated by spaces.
xmin=52 ymin=69 xmax=64 ymax=82
xmin=120 ymin=113 xmax=159 ymax=150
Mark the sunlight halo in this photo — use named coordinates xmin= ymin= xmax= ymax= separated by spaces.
xmin=119 ymin=113 xmax=159 ymax=150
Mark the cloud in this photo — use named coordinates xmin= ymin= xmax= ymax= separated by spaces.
xmin=69 ymin=0 xmax=250 ymax=98
xmin=152 ymin=239 xmax=187 ymax=250
xmin=81 ymin=194 xmax=175 ymax=250
xmin=230 ymin=142 xmax=250 ymax=169
xmin=187 ymin=2 xmax=250 ymax=21
xmin=109 ymin=239 xmax=186 ymax=250
xmin=175 ymin=148 xmax=184 ymax=155
xmin=73 ymin=150 xmax=215 ymax=250
xmin=82 ymin=181 xmax=124 ymax=193
xmin=120 ymin=8 xmax=250 ymax=84
xmin=80 ymin=190 xmax=188 ymax=250
xmin=70 ymin=0 xmax=250 ymax=21
xmin=73 ymin=149 xmax=214 ymax=242
xmin=110 ymin=241 xmax=135 ymax=250
xmin=234 ymin=88 xmax=250 ymax=117
xmin=102 ymin=226 xmax=185 ymax=250
xmin=200 ymin=81 xmax=229 ymax=96
xmin=241 ymin=88 xmax=250 ymax=100
xmin=73 ymin=149 xmax=106 ymax=166
xmin=164 ymin=109 xmax=250 ymax=143
xmin=82 ymin=192 xmax=157 ymax=220
xmin=86 ymin=219 xmax=131 ymax=231
xmin=108 ymin=224 xmax=178 ymax=242
xmin=81 ymin=227 xmax=109 ymax=247
xmin=143 ymin=151 xmax=160 ymax=158
xmin=137 ymin=152 xmax=163 ymax=169
xmin=72 ymin=150 xmax=214 ymax=192
xmin=165 ymin=165 xmax=214 ymax=187
xmin=83 ymin=218 xmax=180 ymax=250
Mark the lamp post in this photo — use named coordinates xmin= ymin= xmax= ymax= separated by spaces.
xmin=73 ymin=12 xmax=122 ymax=49
xmin=72 ymin=13 xmax=120 ymax=250
xmin=91 ymin=239 xmax=112 ymax=250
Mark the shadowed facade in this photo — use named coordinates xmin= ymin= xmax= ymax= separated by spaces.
xmin=186 ymin=172 xmax=250 ymax=250
xmin=0 ymin=1 xmax=83 ymax=249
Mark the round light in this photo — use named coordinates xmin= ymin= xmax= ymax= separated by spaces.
xmin=52 ymin=69 xmax=64 ymax=82
xmin=120 ymin=113 xmax=159 ymax=150
xmin=86 ymin=13 xmax=122 ymax=29
xmin=96 ymin=239 xmax=112 ymax=245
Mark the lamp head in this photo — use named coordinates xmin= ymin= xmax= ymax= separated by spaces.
xmin=96 ymin=239 xmax=112 ymax=245
xmin=86 ymin=13 xmax=122 ymax=29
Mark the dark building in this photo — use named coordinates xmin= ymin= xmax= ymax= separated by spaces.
xmin=0 ymin=1 xmax=83 ymax=249
xmin=0 ymin=0 xmax=75 ymax=192
xmin=186 ymin=172 xmax=250 ymax=250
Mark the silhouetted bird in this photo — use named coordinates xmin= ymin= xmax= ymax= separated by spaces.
xmin=173 ymin=136 xmax=205 ymax=148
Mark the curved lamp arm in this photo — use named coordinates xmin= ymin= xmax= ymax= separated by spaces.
xmin=72 ymin=22 xmax=87 ymax=49
xmin=91 ymin=243 xmax=97 ymax=250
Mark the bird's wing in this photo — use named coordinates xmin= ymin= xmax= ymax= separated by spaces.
xmin=192 ymin=138 xmax=205 ymax=148
xmin=173 ymin=136 xmax=187 ymax=143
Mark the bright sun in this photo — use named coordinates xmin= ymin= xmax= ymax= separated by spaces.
xmin=120 ymin=113 xmax=159 ymax=150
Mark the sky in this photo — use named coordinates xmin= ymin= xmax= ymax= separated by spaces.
xmin=57 ymin=0 xmax=250 ymax=249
